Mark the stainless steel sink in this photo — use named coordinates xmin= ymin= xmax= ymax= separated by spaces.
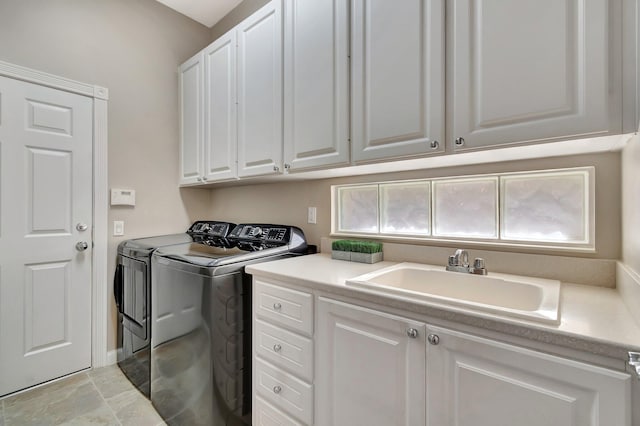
xmin=346 ymin=262 xmax=560 ymax=324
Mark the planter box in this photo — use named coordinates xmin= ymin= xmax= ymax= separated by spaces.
xmin=350 ymin=251 xmax=383 ymax=264
xmin=331 ymin=250 xmax=352 ymax=261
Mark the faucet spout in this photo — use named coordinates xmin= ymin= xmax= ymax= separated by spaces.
xmin=446 ymin=249 xmax=488 ymax=275
xmin=453 ymin=249 xmax=469 ymax=267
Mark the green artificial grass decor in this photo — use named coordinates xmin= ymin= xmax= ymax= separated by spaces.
xmin=331 ymin=240 xmax=383 ymax=253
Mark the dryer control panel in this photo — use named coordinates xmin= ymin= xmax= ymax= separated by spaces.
xmin=188 ymin=221 xmax=235 ymax=238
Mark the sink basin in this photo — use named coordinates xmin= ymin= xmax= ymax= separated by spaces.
xmin=346 ymin=262 xmax=560 ymax=324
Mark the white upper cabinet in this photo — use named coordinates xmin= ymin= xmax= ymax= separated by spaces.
xmin=283 ymin=0 xmax=350 ymax=172
xmin=427 ymin=326 xmax=631 ymax=426
xmin=450 ymin=0 xmax=621 ymax=151
xmin=351 ymin=0 xmax=445 ymax=163
xmin=237 ymin=0 xmax=284 ymax=178
xmin=203 ymin=30 xmax=237 ymax=182
xmin=179 ymin=53 xmax=204 ymax=185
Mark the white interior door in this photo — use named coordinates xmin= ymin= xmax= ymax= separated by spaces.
xmin=0 ymin=75 xmax=93 ymax=396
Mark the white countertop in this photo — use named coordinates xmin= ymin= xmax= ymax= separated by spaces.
xmin=246 ymin=254 xmax=640 ymax=359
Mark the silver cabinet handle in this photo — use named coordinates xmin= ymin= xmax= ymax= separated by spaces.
xmin=273 ymin=344 xmax=282 ymax=353
xmin=407 ymin=328 xmax=418 ymax=339
xmin=430 ymin=140 xmax=439 ymax=150
xmin=427 ymin=334 xmax=440 ymax=345
xmin=76 ymin=223 xmax=88 ymax=232
xmin=75 ymin=241 xmax=89 ymax=251
xmin=628 ymin=352 xmax=640 ymax=378
xmin=273 ymin=302 xmax=282 ymax=311
xmin=273 ymin=385 xmax=282 ymax=394
xmin=454 ymin=137 xmax=465 ymax=147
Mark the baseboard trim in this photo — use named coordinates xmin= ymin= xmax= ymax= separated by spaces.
xmin=106 ymin=350 xmax=118 ymax=366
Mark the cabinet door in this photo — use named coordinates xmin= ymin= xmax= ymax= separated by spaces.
xmin=283 ymin=0 xmax=349 ymax=171
xmin=426 ymin=326 xmax=631 ymax=426
xmin=450 ymin=0 xmax=620 ymax=151
xmin=237 ymin=0 xmax=283 ymax=178
xmin=351 ymin=0 xmax=445 ymax=163
xmin=203 ymin=30 xmax=237 ymax=182
xmin=179 ymin=53 xmax=204 ymax=185
xmin=316 ymin=297 xmax=426 ymax=426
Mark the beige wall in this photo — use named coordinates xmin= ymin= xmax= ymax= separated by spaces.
xmin=0 ymin=0 xmax=214 ymax=351
xmin=210 ymin=0 xmax=271 ymax=40
xmin=209 ymin=152 xmax=622 ymax=260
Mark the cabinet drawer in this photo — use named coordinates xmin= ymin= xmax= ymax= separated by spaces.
xmin=254 ymin=281 xmax=313 ymax=335
xmin=255 ymin=396 xmax=303 ymax=426
xmin=255 ymin=319 xmax=313 ymax=381
xmin=255 ymin=358 xmax=313 ymax=425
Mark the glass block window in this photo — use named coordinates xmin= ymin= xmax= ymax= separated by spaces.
xmin=501 ymin=170 xmax=589 ymax=243
xmin=337 ymin=185 xmax=378 ymax=233
xmin=433 ymin=178 xmax=498 ymax=238
xmin=380 ymin=181 xmax=430 ymax=235
xmin=332 ymin=167 xmax=594 ymax=250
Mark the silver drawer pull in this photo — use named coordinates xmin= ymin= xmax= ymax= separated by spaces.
xmin=273 ymin=344 xmax=282 ymax=353
xmin=428 ymin=334 xmax=440 ymax=345
xmin=273 ymin=302 xmax=282 ymax=311
xmin=273 ymin=385 xmax=282 ymax=394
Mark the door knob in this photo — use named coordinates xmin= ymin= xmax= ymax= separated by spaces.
xmin=76 ymin=241 xmax=89 ymax=251
xmin=76 ymin=223 xmax=88 ymax=232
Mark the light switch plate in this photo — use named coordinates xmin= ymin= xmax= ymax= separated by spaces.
xmin=113 ymin=220 xmax=124 ymax=236
xmin=307 ymin=207 xmax=317 ymax=224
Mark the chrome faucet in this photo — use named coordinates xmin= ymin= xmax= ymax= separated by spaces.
xmin=446 ymin=249 xmax=488 ymax=275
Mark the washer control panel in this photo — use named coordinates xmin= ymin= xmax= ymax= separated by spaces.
xmin=231 ymin=225 xmax=288 ymax=243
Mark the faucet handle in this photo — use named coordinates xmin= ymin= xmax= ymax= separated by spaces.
xmin=472 ymin=257 xmax=488 ymax=275
xmin=448 ymin=255 xmax=457 ymax=266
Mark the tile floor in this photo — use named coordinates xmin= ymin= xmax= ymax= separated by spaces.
xmin=0 ymin=366 xmax=166 ymax=425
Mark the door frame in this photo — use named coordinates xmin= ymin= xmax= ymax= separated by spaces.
xmin=0 ymin=60 xmax=110 ymax=368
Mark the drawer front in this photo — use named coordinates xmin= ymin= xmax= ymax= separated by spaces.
xmin=255 ymin=358 xmax=313 ymax=425
xmin=254 ymin=280 xmax=313 ymax=335
xmin=255 ymin=396 xmax=303 ymax=426
xmin=255 ymin=319 xmax=313 ymax=381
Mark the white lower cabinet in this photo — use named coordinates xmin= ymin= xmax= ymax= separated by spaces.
xmin=426 ymin=325 xmax=632 ymax=426
xmin=253 ymin=280 xmax=314 ymax=425
xmin=254 ymin=396 xmax=303 ymax=426
xmin=315 ymin=297 xmax=426 ymax=426
xmin=252 ymin=279 xmax=633 ymax=426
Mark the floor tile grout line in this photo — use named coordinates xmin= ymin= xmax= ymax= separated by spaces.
xmin=87 ymin=371 xmax=123 ymax=426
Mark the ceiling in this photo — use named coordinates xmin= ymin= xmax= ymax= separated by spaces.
xmin=155 ymin=0 xmax=243 ymax=28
